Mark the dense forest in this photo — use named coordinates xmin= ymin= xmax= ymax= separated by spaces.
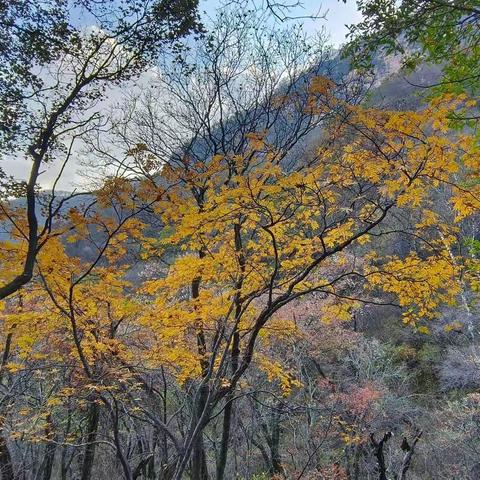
xmin=0 ymin=1 xmax=479 ymax=479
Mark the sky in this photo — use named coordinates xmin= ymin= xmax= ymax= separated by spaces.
xmin=5 ymin=0 xmax=362 ymax=191
xmin=199 ymin=0 xmax=362 ymax=46
xmin=310 ymin=0 xmax=362 ymax=46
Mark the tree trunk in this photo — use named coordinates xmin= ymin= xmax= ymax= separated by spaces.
xmin=41 ymin=414 xmax=57 ymax=480
xmin=190 ymin=385 xmax=209 ymax=480
xmin=80 ymin=400 xmax=100 ymax=480
xmin=0 ymin=431 xmax=15 ymax=480
xmin=216 ymin=223 xmax=244 ymax=480
xmin=215 ymin=393 xmax=233 ymax=480
xmin=370 ymin=432 xmax=392 ymax=480
xmin=189 ymin=248 xmax=209 ymax=480
xmin=0 ymin=332 xmax=16 ymax=480
xmin=398 ymin=431 xmax=422 ymax=480
xmin=110 ymin=400 xmax=133 ymax=480
xmin=269 ymin=404 xmax=283 ymax=475
xmin=61 ymin=405 xmax=74 ymax=480
xmin=215 ymin=329 xmax=240 ymax=480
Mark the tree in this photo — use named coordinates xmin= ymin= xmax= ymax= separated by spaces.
xmin=79 ymin=5 xmax=480 ymax=478
xmin=343 ymin=0 xmax=480 ymax=102
xmin=0 ymin=175 xmax=160 ymax=479
xmin=0 ymin=0 xmax=200 ymax=301
xmin=89 ymin=8 xmax=361 ymax=477
xmin=1 ymin=3 xmax=479 ymax=479
xmin=112 ymin=86 xmax=478 ymax=478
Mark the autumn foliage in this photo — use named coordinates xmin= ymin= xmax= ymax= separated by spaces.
xmin=0 ymin=2 xmax=479 ymax=479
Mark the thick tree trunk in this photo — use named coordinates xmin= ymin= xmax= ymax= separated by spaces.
xmin=80 ymin=401 xmax=100 ymax=480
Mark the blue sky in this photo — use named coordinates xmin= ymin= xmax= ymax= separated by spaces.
xmin=199 ymin=0 xmax=362 ymax=47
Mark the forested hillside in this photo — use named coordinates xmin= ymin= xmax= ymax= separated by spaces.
xmin=0 ymin=1 xmax=479 ymax=479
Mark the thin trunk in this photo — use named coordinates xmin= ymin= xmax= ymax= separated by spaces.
xmin=216 ymin=329 xmax=240 ymax=480
xmin=61 ymin=405 xmax=73 ymax=480
xmin=133 ymin=454 xmax=154 ymax=480
xmin=171 ymin=381 xmax=211 ymax=480
xmin=353 ymin=444 xmax=361 ymax=480
xmin=370 ymin=432 xmax=392 ymax=480
xmin=0 ymin=331 xmax=16 ymax=480
xmin=190 ymin=247 xmax=209 ymax=480
xmin=269 ymin=404 xmax=282 ymax=475
xmin=41 ymin=414 xmax=57 ymax=480
xmin=147 ymin=428 xmax=159 ymax=480
xmin=215 ymin=392 xmax=233 ymax=480
xmin=398 ymin=432 xmax=422 ymax=480
xmin=251 ymin=437 xmax=271 ymax=472
xmin=215 ymin=222 xmax=245 ymax=480
xmin=111 ymin=412 xmax=133 ymax=480
xmin=0 ymin=416 xmax=15 ymax=480
xmin=161 ymin=366 xmax=169 ymax=465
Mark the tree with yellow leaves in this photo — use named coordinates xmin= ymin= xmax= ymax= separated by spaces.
xmin=71 ymin=6 xmax=479 ymax=477
xmin=0 ymin=0 xmax=200 ymax=303
xmin=1 ymin=4 xmax=479 ymax=480
xmin=123 ymin=88 xmax=477 ymax=478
